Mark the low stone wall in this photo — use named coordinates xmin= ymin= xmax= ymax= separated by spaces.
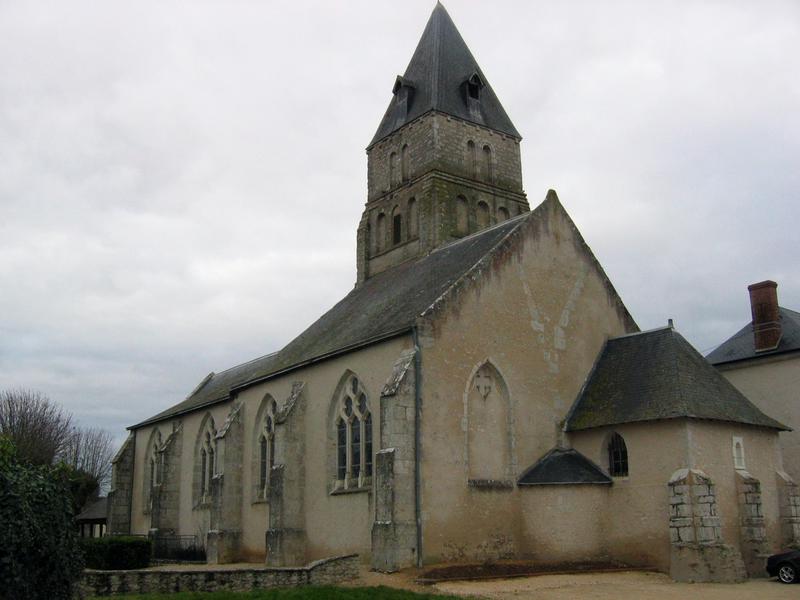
xmin=79 ymin=554 xmax=359 ymax=597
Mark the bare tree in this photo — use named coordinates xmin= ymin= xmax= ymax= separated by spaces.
xmin=60 ymin=426 xmax=115 ymax=490
xmin=0 ymin=388 xmax=73 ymax=465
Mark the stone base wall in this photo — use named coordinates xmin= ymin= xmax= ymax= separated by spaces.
xmin=669 ymin=544 xmax=746 ymax=583
xmin=78 ymin=554 xmax=359 ymax=597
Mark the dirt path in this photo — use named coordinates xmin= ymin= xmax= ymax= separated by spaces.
xmin=432 ymin=570 xmax=795 ymax=599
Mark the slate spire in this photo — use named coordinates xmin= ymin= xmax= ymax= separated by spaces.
xmin=369 ymin=2 xmax=520 ymax=147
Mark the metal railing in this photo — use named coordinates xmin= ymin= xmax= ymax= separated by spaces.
xmin=151 ymin=534 xmax=205 ymax=561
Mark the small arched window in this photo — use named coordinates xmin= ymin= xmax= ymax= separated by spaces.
xmin=401 ymin=144 xmax=409 ymax=182
xmin=408 ymin=198 xmax=418 ymax=239
xmin=607 ymin=432 xmax=628 ymax=477
xmin=482 ymin=145 xmax=493 ymax=183
xmin=333 ymin=375 xmax=373 ymax=489
xmin=257 ymin=398 xmax=278 ymax=499
xmin=375 ymin=212 xmax=386 ymax=253
xmin=392 ymin=205 xmax=402 ymax=245
xmin=497 ymin=206 xmax=509 ymax=222
xmin=733 ymin=436 xmax=746 ymax=470
xmin=456 ymin=195 xmax=469 ymax=236
xmin=389 ymin=152 xmax=397 ymax=188
xmin=466 ymin=140 xmax=477 ymax=178
xmin=476 ymin=201 xmax=490 ymax=229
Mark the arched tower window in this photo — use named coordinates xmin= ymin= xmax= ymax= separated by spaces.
xmin=408 ymin=198 xmax=418 ymax=239
xmin=392 ymin=205 xmax=402 ymax=245
xmin=375 ymin=212 xmax=386 ymax=253
xmin=455 ymin=195 xmax=469 ymax=237
xmin=332 ymin=374 xmax=373 ymax=490
xmin=476 ymin=201 xmax=490 ymax=230
xmin=607 ymin=432 xmax=628 ymax=477
xmin=255 ymin=396 xmax=278 ymax=500
xmin=466 ymin=140 xmax=477 ymax=178
xmin=388 ymin=152 xmax=397 ymax=188
xmin=482 ymin=145 xmax=494 ymax=183
xmin=497 ymin=206 xmax=509 ymax=222
xmin=401 ymin=144 xmax=409 ymax=182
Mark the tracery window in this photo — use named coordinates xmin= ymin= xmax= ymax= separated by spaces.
xmin=333 ymin=375 xmax=373 ymax=490
xmin=257 ymin=398 xmax=278 ymax=499
xmin=196 ymin=416 xmax=217 ymax=505
xmin=143 ymin=429 xmax=163 ymax=512
xmin=607 ymin=432 xmax=628 ymax=477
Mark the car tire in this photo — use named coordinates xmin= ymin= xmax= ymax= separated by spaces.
xmin=778 ymin=563 xmax=797 ymax=584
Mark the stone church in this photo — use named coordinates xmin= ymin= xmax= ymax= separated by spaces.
xmin=108 ymin=3 xmax=799 ymax=582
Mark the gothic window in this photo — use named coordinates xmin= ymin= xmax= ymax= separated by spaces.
xmin=466 ymin=361 xmax=513 ymax=482
xmin=194 ymin=414 xmax=216 ymax=506
xmin=476 ymin=201 xmax=490 ymax=229
xmin=455 ymin=195 xmax=469 ymax=236
xmin=607 ymin=432 xmax=628 ymax=477
xmin=332 ymin=374 xmax=373 ymax=490
xmin=401 ymin=144 xmax=409 ymax=182
xmin=467 ymin=73 xmax=483 ymax=100
xmin=255 ymin=397 xmax=278 ymax=500
xmin=408 ymin=198 xmax=418 ymax=239
xmin=375 ymin=212 xmax=386 ymax=253
xmin=482 ymin=145 xmax=494 ymax=183
xmin=497 ymin=206 xmax=509 ymax=222
xmin=733 ymin=436 xmax=746 ymax=470
xmin=466 ymin=140 xmax=477 ymax=178
xmin=143 ymin=428 xmax=162 ymax=513
xmin=392 ymin=205 xmax=402 ymax=245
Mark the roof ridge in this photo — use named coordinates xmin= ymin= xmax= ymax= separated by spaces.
xmin=609 ymin=325 xmax=671 ymax=341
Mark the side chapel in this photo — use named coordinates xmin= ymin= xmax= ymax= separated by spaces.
xmin=108 ymin=3 xmax=798 ymax=582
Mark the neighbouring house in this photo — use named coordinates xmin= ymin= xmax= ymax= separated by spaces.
xmin=77 ymin=496 xmax=107 ymax=538
xmin=106 ymin=3 xmax=799 ymax=582
xmin=708 ymin=280 xmax=800 ymax=484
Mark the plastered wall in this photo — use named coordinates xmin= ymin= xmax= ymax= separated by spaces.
xmin=416 ymin=196 xmax=635 ymax=563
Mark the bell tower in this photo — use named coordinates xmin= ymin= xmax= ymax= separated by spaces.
xmin=356 ymin=2 xmax=529 ymax=284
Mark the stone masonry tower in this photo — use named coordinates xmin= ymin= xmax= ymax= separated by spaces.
xmin=356 ymin=3 xmax=529 ymax=283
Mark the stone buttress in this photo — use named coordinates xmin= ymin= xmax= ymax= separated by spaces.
xmin=107 ymin=432 xmax=135 ymax=535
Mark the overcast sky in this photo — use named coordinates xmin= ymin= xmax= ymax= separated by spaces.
xmin=1 ymin=0 xmax=798 ymax=444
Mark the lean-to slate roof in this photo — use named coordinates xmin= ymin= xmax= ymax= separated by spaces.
xmin=565 ymin=326 xmax=787 ymax=432
xmin=76 ymin=497 xmax=108 ymax=522
xmin=706 ymin=307 xmax=800 ymax=365
xmin=369 ymin=2 xmax=520 ymax=146
xmin=133 ymin=213 xmax=530 ymax=428
xmin=518 ymin=448 xmax=611 ymax=486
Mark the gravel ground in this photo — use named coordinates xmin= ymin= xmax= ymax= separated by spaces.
xmin=431 ymin=570 xmax=795 ymax=599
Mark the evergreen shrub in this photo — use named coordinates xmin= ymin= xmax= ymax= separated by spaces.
xmin=80 ymin=535 xmax=151 ymax=570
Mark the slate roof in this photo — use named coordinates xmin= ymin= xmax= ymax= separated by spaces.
xmin=565 ymin=326 xmax=788 ymax=432
xmin=133 ymin=213 xmax=531 ymax=428
xmin=518 ymin=448 xmax=611 ymax=486
xmin=76 ymin=497 xmax=107 ymax=522
xmin=706 ymin=307 xmax=800 ymax=365
xmin=369 ymin=2 xmax=520 ymax=147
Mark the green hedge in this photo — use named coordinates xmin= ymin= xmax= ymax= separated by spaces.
xmin=80 ymin=535 xmax=151 ymax=570
xmin=0 ymin=436 xmax=84 ymax=599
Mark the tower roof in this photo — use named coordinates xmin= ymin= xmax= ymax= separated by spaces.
xmin=369 ymin=2 xmax=520 ymax=147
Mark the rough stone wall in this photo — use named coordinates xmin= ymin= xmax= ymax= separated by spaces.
xmin=776 ymin=470 xmax=800 ymax=548
xmin=151 ymin=423 xmax=183 ymax=535
xmin=107 ymin=433 xmax=135 ymax=535
xmin=207 ymin=402 xmax=244 ymax=563
xmin=358 ymin=112 xmax=529 ymax=283
xmin=371 ymin=349 xmax=418 ymax=572
xmin=79 ymin=554 xmax=359 ymax=597
xmin=667 ymin=468 xmax=745 ymax=583
xmin=735 ymin=470 xmax=769 ymax=577
xmin=266 ymin=383 xmax=307 ymax=566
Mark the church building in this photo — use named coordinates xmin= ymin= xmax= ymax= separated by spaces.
xmin=108 ymin=4 xmax=798 ymax=582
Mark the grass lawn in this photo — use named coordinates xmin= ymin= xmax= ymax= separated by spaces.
xmin=90 ymin=586 xmax=459 ymax=600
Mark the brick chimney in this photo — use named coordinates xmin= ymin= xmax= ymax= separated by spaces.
xmin=747 ymin=280 xmax=782 ymax=352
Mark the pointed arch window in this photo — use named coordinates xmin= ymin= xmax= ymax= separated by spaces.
xmin=256 ymin=398 xmax=278 ymax=499
xmin=607 ymin=432 xmax=628 ymax=477
xmin=333 ymin=375 xmax=373 ymax=490
xmin=195 ymin=416 xmax=217 ymax=506
xmin=143 ymin=429 xmax=163 ymax=513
